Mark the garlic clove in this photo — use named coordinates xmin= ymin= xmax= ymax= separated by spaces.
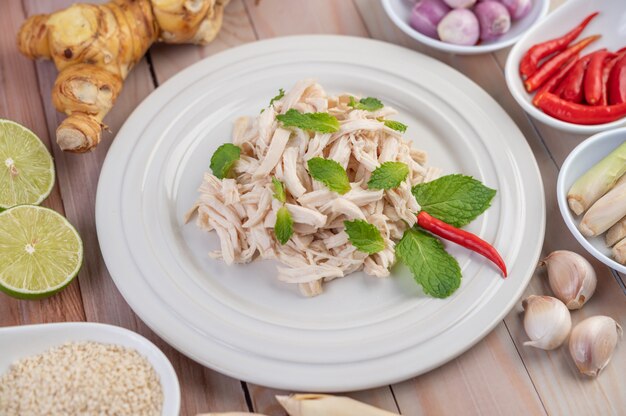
xmin=522 ymin=295 xmax=572 ymax=350
xmin=539 ymin=250 xmax=597 ymax=309
xmin=569 ymin=315 xmax=623 ymax=377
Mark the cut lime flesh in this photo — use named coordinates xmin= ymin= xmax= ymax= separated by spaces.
xmin=0 ymin=205 xmax=82 ymax=299
xmin=0 ymin=119 xmax=55 ymax=209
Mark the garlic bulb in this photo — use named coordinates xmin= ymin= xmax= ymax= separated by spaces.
xmin=522 ymin=295 xmax=572 ymax=350
xmin=569 ymin=315 xmax=623 ymax=377
xmin=539 ymin=250 xmax=597 ymax=309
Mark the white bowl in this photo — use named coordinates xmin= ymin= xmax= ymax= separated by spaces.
xmin=0 ymin=322 xmax=180 ymax=416
xmin=506 ymin=0 xmax=626 ymax=134
xmin=382 ymin=0 xmax=549 ymax=55
xmin=557 ymin=127 xmax=626 ymax=274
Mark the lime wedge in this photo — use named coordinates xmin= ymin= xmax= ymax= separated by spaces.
xmin=0 ymin=205 xmax=82 ymax=299
xmin=0 ymin=119 xmax=55 ymax=210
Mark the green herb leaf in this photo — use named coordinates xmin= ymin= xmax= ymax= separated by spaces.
xmin=396 ymin=228 xmax=461 ymax=298
xmin=210 ymin=143 xmax=241 ymax=179
xmin=276 ymin=109 xmax=339 ymax=133
xmin=349 ymin=96 xmax=384 ymax=111
xmin=344 ymin=219 xmax=385 ymax=254
xmin=272 ymin=177 xmax=287 ymax=203
xmin=412 ymin=174 xmax=496 ymax=228
xmin=275 ymin=206 xmax=293 ymax=245
xmin=368 ymin=162 xmax=409 ymax=190
xmin=382 ymin=119 xmax=407 ymax=133
xmin=307 ymin=157 xmax=351 ymax=194
xmin=269 ymin=88 xmax=285 ymax=106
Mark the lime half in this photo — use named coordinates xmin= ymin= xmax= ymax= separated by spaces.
xmin=0 ymin=119 xmax=55 ymax=210
xmin=0 ymin=205 xmax=82 ymax=299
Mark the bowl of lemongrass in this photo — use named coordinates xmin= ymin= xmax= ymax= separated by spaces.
xmin=557 ymin=127 xmax=626 ymax=273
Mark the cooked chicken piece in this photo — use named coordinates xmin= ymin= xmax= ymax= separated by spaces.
xmin=286 ymin=203 xmax=327 ymax=228
xmin=320 ymin=198 xmax=366 ymax=220
xmin=299 ymin=280 xmax=323 ymax=297
xmin=254 ymin=128 xmax=291 ymax=179
xmin=282 ymin=147 xmax=307 ymax=197
xmin=277 ymin=264 xmax=344 ymax=284
xmin=190 ymin=80 xmax=438 ymax=296
xmin=280 ymin=78 xmax=317 ymax=112
xmin=232 ymin=116 xmax=250 ymax=146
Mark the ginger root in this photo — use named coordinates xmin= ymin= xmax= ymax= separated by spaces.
xmin=17 ymin=0 xmax=230 ymax=153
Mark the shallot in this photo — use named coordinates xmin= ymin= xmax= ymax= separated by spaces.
xmin=474 ymin=1 xmax=511 ymax=41
xmin=437 ymin=9 xmax=479 ymax=46
xmin=410 ymin=0 xmax=451 ymax=39
xmin=500 ymin=0 xmax=532 ymax=20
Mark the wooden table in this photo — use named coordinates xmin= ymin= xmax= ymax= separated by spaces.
xmin=2 ymin=0 xmax=625 ymax=415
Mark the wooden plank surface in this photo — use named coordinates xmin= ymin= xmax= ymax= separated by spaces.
xmin=1 ymin=0 xmax=625 ymax=414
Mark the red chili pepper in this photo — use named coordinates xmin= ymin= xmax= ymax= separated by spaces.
xmin=584 ymin=50 xmax=615 ymax=106
xmin=519 ymin=12 xmax=599 ymax=80
xmin=608 ymin=54 xmax=626 ymax=104
xmin=533 ymin=56 xmax=578 ymax=107
xmin=524 ymin=35 xmax=600 ymax=92
xmin=536 ymin=92 xmax=626 ymax=124
xmin=416 ymin=211 xmax=507 ymax=277
xmin=602 ymin=53 xmax=623 ymax=105
xmin=553 ymin=54 xmax=592 ymax=103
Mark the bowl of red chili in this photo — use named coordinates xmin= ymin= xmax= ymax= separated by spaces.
xmin=505 ymin=0 xmax=626 ymax=134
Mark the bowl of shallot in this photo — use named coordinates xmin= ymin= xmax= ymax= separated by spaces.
xmin=382 ymin=0 xmax=549 ymax=55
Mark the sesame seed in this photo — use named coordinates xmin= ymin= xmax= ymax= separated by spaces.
xmin=0 ymin=341 xmax=163 ymax=415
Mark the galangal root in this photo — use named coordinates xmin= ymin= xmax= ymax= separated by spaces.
xmin=17 ymin=0 xmax=230 ymax=153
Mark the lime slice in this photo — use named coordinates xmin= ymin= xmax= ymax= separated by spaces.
xmin=0 ymin=119 xmax=55 ymax=210
xmin=0 ymin=205 xmax=82 ymax=299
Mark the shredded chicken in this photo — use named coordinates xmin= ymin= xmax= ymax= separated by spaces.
xmin=187 ymin=80 xmax=440 ymax=297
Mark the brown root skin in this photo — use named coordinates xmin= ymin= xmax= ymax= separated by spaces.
xmin=57 ymin=114 xmax=103 ymax=153
xmin=16 ymin=0 xmax=230 ymax=153
xmin=17 ymin=14 xmax=51 ymax=59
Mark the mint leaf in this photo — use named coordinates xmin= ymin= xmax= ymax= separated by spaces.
xmin=275 ymin=206 xmax=293 ymax=245
xmin=349 ymin=96 xmax=384 ymax=111
xmin=307 ymin=157 xmax=351 ymax=194
xmin=276 ymin=109 xmax=339 ymax=133
xmin=396 ymin=228 xmax=461 ymax=298
xmin=344 ymin=219 xmax=385 ymax=254
xmin=382 ymin=120 xmax=407 ymax=133
xmin=269 ymin=88 xmax=285 ymax=106
xmin=412 ymin=174 xmax=496 ymax=228
xmin=272 ymin=177 xmax=286 ymax=203
xmin=368 ymin=162 xmax=409 ymax=190
xmin=210 ymin=143 xmax=241 ymax=179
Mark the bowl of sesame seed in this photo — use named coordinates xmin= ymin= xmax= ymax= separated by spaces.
xmin=0 ymin=322 xmax=180 ymax=416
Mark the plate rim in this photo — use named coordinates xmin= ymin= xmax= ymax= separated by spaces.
xmin=96 ymin=35 xmax=546 ymax=391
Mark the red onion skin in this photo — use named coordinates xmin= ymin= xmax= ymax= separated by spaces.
xmin=499 ymin=0 xmax=532 ymax=20
xmin=474 ymin=1 xmax=511 ymax=40
xmin=437 ymin=9 xmax=480 ymax=46
xmin=410 ymin=0 xmax=451 ymax=39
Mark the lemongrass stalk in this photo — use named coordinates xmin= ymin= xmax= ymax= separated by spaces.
xmin=606 ymin=216 xmax=626 ymax=246
xmin=579 ymin=176 xmax=626 ymax=237
xmin=567 ymin=141 xmax=626 ymax=215
xmin=613 ymin=238 xmax=626 ymax=264
xmin=276 ymin=394 xmax=399 ymax=416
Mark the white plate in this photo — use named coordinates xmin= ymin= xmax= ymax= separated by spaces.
xmin=505 ymin=0 xmax=626 ymax=134
xmin=0 ymin=322 xmax=180 ymax=415
xmin=96 ymin=35 xmax=545 ymax=392
xmin=557 ymin=127 xmax=626 ymax=273
xmin=382 ymin=0 xmax=549 ymax=55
